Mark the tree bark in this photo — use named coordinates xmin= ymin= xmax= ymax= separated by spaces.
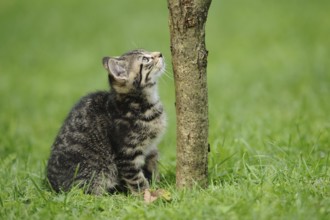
xmin=167 ymin=0 xmax=212 ymax=188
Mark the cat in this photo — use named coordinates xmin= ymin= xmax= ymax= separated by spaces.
xmin=46 ymin=49 xmax=167 ymax=195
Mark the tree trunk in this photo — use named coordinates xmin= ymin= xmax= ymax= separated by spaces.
xmin=167 ymin=0 xmax=212 ymax=188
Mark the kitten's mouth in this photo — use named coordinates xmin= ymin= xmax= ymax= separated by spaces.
xmin=156 ymin=58 xmax=165 ymax=75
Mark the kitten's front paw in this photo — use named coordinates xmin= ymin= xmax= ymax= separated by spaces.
xmin=129 ymin=177 xmax=150 ymax=195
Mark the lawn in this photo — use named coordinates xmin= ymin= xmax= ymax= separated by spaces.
xmin=0 ymin=0 xmax=329 ymax=219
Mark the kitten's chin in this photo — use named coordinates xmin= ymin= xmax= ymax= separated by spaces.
xmin=154 ymin=68 xmax=165 ymax=80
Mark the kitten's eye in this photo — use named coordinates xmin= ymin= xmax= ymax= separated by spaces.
xmin=142 ymin=56 xmax=151 ymax=63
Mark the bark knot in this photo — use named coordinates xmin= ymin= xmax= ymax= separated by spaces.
xmin=182 ymin=0 xmax=196 ymax=28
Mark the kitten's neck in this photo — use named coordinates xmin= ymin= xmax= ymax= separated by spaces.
xmin=111 ymin=85 xmax=160 ymax=106
xmin=142 ymin=85 xmax=160 ymax=104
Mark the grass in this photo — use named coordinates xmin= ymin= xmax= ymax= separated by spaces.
xmin=0 ymin=0 xmax=329 ymax=219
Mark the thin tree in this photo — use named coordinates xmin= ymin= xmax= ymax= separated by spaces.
xmin=167 ymin=0 xmax=212 ymax=188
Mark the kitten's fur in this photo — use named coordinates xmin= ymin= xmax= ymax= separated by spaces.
xmin=46 ymin=49 xmax=166 ymax=195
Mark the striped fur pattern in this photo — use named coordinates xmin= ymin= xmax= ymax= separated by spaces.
xmin=46 ymin=49 xmax=166 ymax=195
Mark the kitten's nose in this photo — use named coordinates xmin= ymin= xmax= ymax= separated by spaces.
xmin=153 ymin=52 xmax=163 ymax=58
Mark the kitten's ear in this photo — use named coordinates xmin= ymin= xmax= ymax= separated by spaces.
xmin=102 ymin=57 xmax=128 ymax=82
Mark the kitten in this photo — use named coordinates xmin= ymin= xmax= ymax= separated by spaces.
xmin=46 ymin=49 xmax=167 ymax=195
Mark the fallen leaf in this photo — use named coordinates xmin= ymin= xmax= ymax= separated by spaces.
xmin=144 ymin=189 xmax=158 ymax=203
xmin=157 ymin=189 xmax=172 ymax=201
xmin=143 ymin=189 xmax=172 ymax=204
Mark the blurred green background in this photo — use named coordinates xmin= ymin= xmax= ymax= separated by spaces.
xmin=0 ymin=0 xmax=330 ymax=219
xmin=1 ymin=0 xmax=329 ymax=163
xmin=0 ymin=0 xmax=174 ymax=163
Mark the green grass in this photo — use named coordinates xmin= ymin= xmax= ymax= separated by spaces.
xmin=1 ymin=0 xmax=330 ymax=219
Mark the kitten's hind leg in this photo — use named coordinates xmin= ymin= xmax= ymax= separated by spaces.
xmin=75 ymin=164 xmax=120 ymax=195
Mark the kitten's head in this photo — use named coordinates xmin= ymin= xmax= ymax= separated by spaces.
xmin=102 ymin=49 xmax=165 ymax=94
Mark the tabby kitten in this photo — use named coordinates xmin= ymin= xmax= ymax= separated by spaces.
xmin=46 ymin=49 xmax=166 ymax=195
